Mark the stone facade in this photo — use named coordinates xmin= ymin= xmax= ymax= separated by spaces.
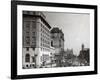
xmin=51 ymin=27 xmax=64 ymax=54
xmin=50 ymin=28 xmax=64 ymax=67
xmin=22 ymin=11 xmax=65 ymax=68
xmin=22 ymin=11 xmax=52 ymax=68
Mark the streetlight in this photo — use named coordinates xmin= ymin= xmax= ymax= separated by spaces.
xmin=50 ymin=53 xmax=52 ymax=68
xmin=34 ymin=54 xmax=37 ymax=68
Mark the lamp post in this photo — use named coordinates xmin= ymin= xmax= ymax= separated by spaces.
xmin=50 ymin=53 xmax=52 ymax=68
xmin=34 ymin=54 xmax=37 ymax=68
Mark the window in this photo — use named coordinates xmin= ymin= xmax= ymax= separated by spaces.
xmin=43 ymin=39 xmax=44 ymax=43
xmin=26 ymin=64 xmax=28 ymax=68
xmin=26 ymin=36 xmax=30 ymax=38
xmin=25 ymin=21 xmax=30 ymax=30
xmin=32 ymin=22 xmax=36 ymax=29
xmin=26 ymin=32 xmax=30 ymax=36
xmin=26 ymin=48 xmax=29 ymax=51
xmin=32 ymin=42 xmax=36 ymax=47
xmin=26 ymin=41 xmax=30 ymax=45
xmin=25 ymin=54 xmax=30 ymax=62
xmin=32 ymin=37 xmax=36 ymax=41
xmin=51 ymin=41 xmax=53 ymax=47
xmin=32 ymin=57 xmax=35 ymax=62
xmin=41 ymin=38 xmax=42 ymax=41
xmin=41 ymin=28 xmax=42 ymax=31
xmin=41 ymin=23 xmax=42 ymax=28
xmin=32 ymin=32 xmax=35 ymax=35
xmin=41 ymin=43 xmax=42 ymax=46
xmin=41 ymin=48 xmax=42 ymax=51
xmin=32 ymin=47 xmax=35 ymax=50
xmin=43 ymin=44 xmax=44 ymax=47
xmin=42 ymin=30 xmax=44 ymax=33
xmin=25 ymin=36 xmax=30 ymax=43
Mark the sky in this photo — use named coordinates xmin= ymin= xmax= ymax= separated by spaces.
xmin=43 ymin=12 xmax=90 ymax=56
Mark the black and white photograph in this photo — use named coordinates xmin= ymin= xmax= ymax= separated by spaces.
xmin=11 ymin=1 xmax=97 ymax=79
xmin=22 ymin=11 xmax=90 ymax=69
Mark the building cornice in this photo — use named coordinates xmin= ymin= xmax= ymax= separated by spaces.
xmin=23 ymin=14 xmax=51 ymax=29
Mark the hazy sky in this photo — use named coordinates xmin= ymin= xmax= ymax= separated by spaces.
xmin=43 ymin=12 xmax=90 ymax=55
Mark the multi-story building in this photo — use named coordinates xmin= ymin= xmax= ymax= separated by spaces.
xmin=22 ymin=11 xmax=51 ymax=68
xmin=78 ymin=44 xmax=90 ymax=66
xmin=50 ymin=27 xmax=64 ymax=67
xmin=51 ymin=27 xmax=64 ymax=53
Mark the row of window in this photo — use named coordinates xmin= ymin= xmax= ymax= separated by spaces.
xmin=26 ymin=47 xmax=35 ymax=51
xmin=41 ymin=20 xmax=49 ymax=32
xmin=25 ymin=53 xmax=50 ymax=64
xmin=40 ymin=22 xmax=50 ymax=37
xmin=41 ymin=40 xmax=50 ymax=49
xmin=41 ymin=33 xmax=50 ymax=42
xmin=25 ymin=31 xmax=30 ymax=36
xmin=23 ymin=21 xmax=36 ymax=47
xmin=31 ymin=22 xmax=36 ymax=29
xmin=25 ymin=54 xmax=35 ymax=63
xmin=41 ymin=37 xmax=50 ymax=45
xmin=32 ymin=32 xmax=36 ymax=35
xmin=25 ymin=39 xmax=36 ymax=46
xmin=31 ymin=37 xmax=36 ymax=41
xmin=31 ymin=42 xmax=36 ymax=46
xmin=25 ymin=32 xmax=36 ymax=37
xmin=24 ymin=36 xmax=30 ymax=45
xmin=41 ymin=47 xmax=50 ymax=52
xmin=41 ymin=27 xmax=50 ymax=37
xmin=24 ymin=21 xmax=36 ymax=31
xmin=24 ymin=31 xmax=36 ymax=46
xmin=25 ymin=42 xmax=36 ymax=46
xmin=41 ymin=43 xmax=50 ymax=48
xmin=25 ymin=47 xmax=50 ymax=52
xmin=25 ymin=37 xmax=36 ymax=41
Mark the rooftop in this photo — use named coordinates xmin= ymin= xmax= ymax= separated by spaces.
xmin=23 ymin=11 xmax=51 ymax=29
xmin=51 ymin=27 xmax=64 ymax=34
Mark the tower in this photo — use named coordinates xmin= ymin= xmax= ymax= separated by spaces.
xmin=82 ymin=44 xmax=84 ymax=51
